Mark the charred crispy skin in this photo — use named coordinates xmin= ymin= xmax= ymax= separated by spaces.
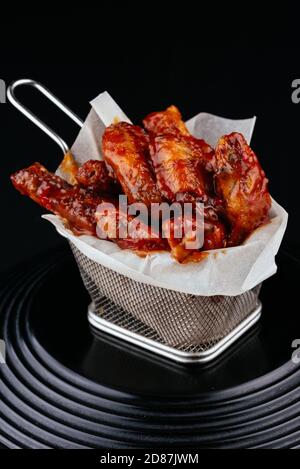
xmin=143 ymin=105 xmax=190 ymax=137
xmin=150 ymin=133 xmax=215 ymax=203
xmin=102 ymin=122 xmax=163 ymax=206
xmin=163 ymin=208 xmax=226 ymax=263
xmin=11 ymin=162 xmax=167 ymax=252
xmin=215 ymin=132 xmax=271 ymax=246
xmin=76 ymin=160 xmax=120 ymax=194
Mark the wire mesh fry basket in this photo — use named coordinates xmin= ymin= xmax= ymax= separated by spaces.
xmin=71 ymin=243 xmax=261 ymax=363
xmin=8 ymin=79 xmax=262 ymax=364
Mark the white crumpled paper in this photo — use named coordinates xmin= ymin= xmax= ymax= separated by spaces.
xmin=44 ymin=92 xmax=288 ymax=296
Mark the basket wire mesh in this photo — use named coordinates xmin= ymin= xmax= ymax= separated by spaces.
xmin=71 ymin=243 xmax=262 ymax=363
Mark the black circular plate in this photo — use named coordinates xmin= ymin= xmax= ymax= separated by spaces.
xmin=0 ymin=246 xmax=300 ymax=449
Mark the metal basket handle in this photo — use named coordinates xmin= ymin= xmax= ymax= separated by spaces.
xmin=7 ymin=79 xmax=84 ymax=155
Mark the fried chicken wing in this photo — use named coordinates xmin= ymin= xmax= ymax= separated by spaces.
xmin=76 ymin=160 xmax=120 ymax=194
xmin=143 ymin=105 xmax=190 ymax=137
xmin=144 ymin=105 xmax=217 ymax=203
xmin=57 ymin=153 xmax=120 ymax=194
xmin=10 ymin=102 xmax=272 ymax=264
xmin=11 ymin=163 xmax=104 ymax=235
xmin=150 ymin=133 xmax=215 ymax=203
xmin=102 ymin=122 xmax=163 ymax=206
xmin=163 ymin=208 xmax=226 ymax=263
xmin=11 ymin=162 xmax=167 ymax=252
xmin=144 ymin=105 xmax=216 ymax=171
xmin=95 ymin=204 xmax=169 ymax=254
xmin=215 ymin=132 xmax=271 ymax=246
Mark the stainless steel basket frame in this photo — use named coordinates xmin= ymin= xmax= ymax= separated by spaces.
xmin=7 ymin=79 xmax=263 ymax=364
xmin=88 ymin=302 xmax=262 ymax=364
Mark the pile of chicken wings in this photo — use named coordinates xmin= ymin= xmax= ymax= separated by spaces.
xmin=11 ymin=105 xmax=271 ymax=263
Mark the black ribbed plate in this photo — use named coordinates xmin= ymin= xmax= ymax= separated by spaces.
xmin=0 ymin=246 xmax=300 ymax=449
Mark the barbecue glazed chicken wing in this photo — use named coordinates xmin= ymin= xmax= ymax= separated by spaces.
xmin=143 ymin=105 xmax=190 ymax=137
xmin=144 ymin=105 xmax=226 ymax=260
xmin=144 ymin=105 xmax=216 ymax=173
xmin=76 ymin=160 xmax=120 ymax=194
xmin=11 ymin=163 xmax=167 ymax=252
xmin=102 ymin=122 xmax=162 ymax=206
xmin=149 ymin=133 xmax=215 ymax=203
xmin=214 ymin=132 xmax=271 ymax=246
xmin=11 ymin=163 xmax=103 ymax=236
xmin=163 ymin=207 xmax=226 ymax=263
xmin=144 ymin=105 xmax=217 ymax=203
xmin=11 ymin=106 xmax=271 ymax=263
xmin=58 ymin=154 xmax=120 ymax=194
xmin=95 ymin=203 xmax=168 ymax=254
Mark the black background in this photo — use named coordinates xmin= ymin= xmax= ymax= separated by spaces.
xmin=0 ymin=9 xmax=299 ymax=272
